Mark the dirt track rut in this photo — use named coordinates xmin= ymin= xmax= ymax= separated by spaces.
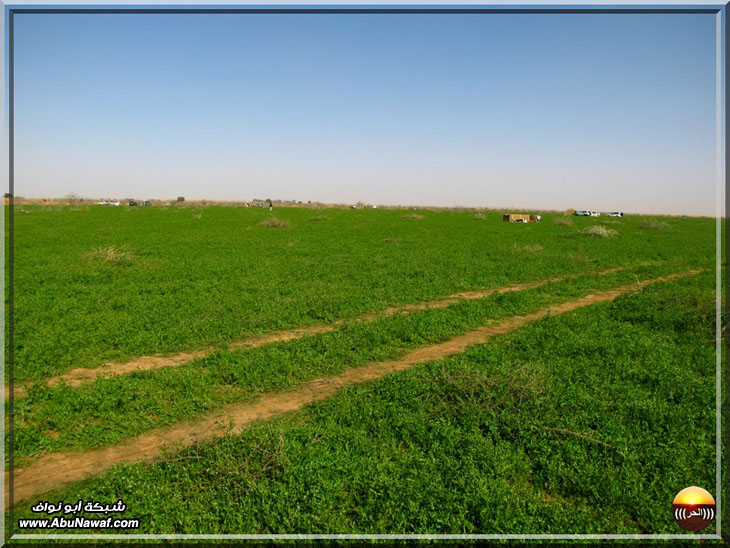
xmin=7 ymin=266 xmax=631 ymax=399
xmin=6 ymin=269 xmax=698 ymax=505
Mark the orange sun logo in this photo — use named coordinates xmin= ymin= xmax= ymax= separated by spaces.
xmin=672 ymin=486 xmax=715 ymax=532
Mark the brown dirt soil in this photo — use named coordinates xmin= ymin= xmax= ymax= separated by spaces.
xmin=5 ymin=269 xmax=698 ymax=505
xmin=7 ymin=266 xmax=632 ymax=400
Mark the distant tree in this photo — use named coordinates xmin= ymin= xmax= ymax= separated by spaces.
xmin=565 ymin=208 xmax=576 ymax=216
xmin=65 ymin=193 xmax=82 ymax=207
xmin=177 ymin=196 xmax=185 ymax=202
xmin=4 ymin=192 xmax=11 ymax=198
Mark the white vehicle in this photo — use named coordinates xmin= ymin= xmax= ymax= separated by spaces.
xmin=590 ymin=211 xmax=601 ymax=217
xmin=606 ymin=211 xmax=624 ymax=217
xmin=574 ymin=210 xmax=591 ymax=216
xmin=98 ymin=200 xmax=109 ymax=205
xmin=110 ymin=200 xmax=120 ymax=206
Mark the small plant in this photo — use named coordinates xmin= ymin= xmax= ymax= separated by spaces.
xmin=84 ymin=245 xmax=135 ymax=264
xmin=639 ymin=219 xmax=668 ymax=230
xmin=555 ymin=217 xmax=573 ymax=226
xmin=474 ymin=213 xmax=486 ymax=220
xmin=259 ymin=218 xmax=291 ymax=229
xmin=579 ymin=225 xmax=618 ymax=238
xmin=514 ymin=243 xmax=544 ymax=253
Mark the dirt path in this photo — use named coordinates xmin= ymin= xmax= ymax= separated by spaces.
xmin=7 ymin=266 xmax=631 ymax=400
xmin=6 ymin=269 xmax=698 ymax=506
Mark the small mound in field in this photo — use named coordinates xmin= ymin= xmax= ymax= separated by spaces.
xmin=402 ymin=214 xmax=424 ymax=220
xmin=84 ymin=245 xmax=135 ymax=265
xmin=579 ymin=225 xmax=618 ymax=238
xmin=639 ymin=219 xmax=669 ymax=230
xmin=474 ymin=213 xmax=486 ymax=220
xmin=259 ymin=218 xmax=291 ymax=228
xmin=555 ymin=217 xmax=573 ymax=226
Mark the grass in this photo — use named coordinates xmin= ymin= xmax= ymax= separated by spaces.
xmin=514 ymin=243 xmax=544 ymax=254
xmin=83 ymin=244 xmax=135 ymax=265
xmin=10 ymin=265 xmax=679 ymax=461
xmin=579 ymin=225 xmax=618 ymax=238
xmin=10 ymin=270 xmax=718 ymax=534
xmin=258 ymin=217 xmax=291 ymax=228
xmin=639 ymin=219 xmax=670 ymax=230
xmin=8 ymin=206 xmax=715 ymax=383
xmin=5 ymin=204 xmax=721 ymax=536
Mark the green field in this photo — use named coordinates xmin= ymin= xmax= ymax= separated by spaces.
xmin=5 ymin=204 xmax=723 ymax=535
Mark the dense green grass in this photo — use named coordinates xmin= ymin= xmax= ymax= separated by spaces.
xmin=9 ymin=205 xmax=715 ymax=380
xmin=12 ymin=264 xmax=682 ymax=462
xmin=5 ymin=205 xmax=721 ymax=537
xmin=10 ymin=271 xmax=717 ymax=534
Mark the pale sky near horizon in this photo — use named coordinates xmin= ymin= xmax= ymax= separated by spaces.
xmin=13 ymin=11 xmax=718 ymax=215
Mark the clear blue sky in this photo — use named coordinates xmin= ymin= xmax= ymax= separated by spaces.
xmin=14 ymin=12 xmax=717 ymax=214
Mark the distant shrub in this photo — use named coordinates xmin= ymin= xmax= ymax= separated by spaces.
xmin=474 ymin=213 xmax=486 ymax=220
xmin=84 ymin=245 xmax=135 ymax=264
xmin=639 ymin=219 xmax=669 ymax=230
xmin=579 ymin=225 xmax=618 ymax=238
xmin=514 ymin=243 xmax=544 ymax=253
xmin=259 ymin=218 xmax=291 ymax=228
xmin=555 ymin=217 xmax=573 ymax=226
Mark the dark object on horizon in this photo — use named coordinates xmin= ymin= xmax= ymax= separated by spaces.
xmin=177 ymin=196 xmax=185 ymax=202
xmin=129 ymin=201 xmax=138 ymax=206
xmin=606 ymin=211 xmax=624 ymax=217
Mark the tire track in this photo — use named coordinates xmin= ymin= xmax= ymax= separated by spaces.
xmin=7 ymin=266 xmax=631 ymax=399
xmin=6 ymin=269 xmax=699 ymax=505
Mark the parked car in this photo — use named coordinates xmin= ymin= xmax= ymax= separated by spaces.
xmin=98 ymin=200 xmax=109 ymax=205
xmin=574 ymin=210 xmax=591 ymax=216
xmin=606 ymin=212 xmax=624 ymax=217
xmin=129 ymin=201 xmax=138 ymax=206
